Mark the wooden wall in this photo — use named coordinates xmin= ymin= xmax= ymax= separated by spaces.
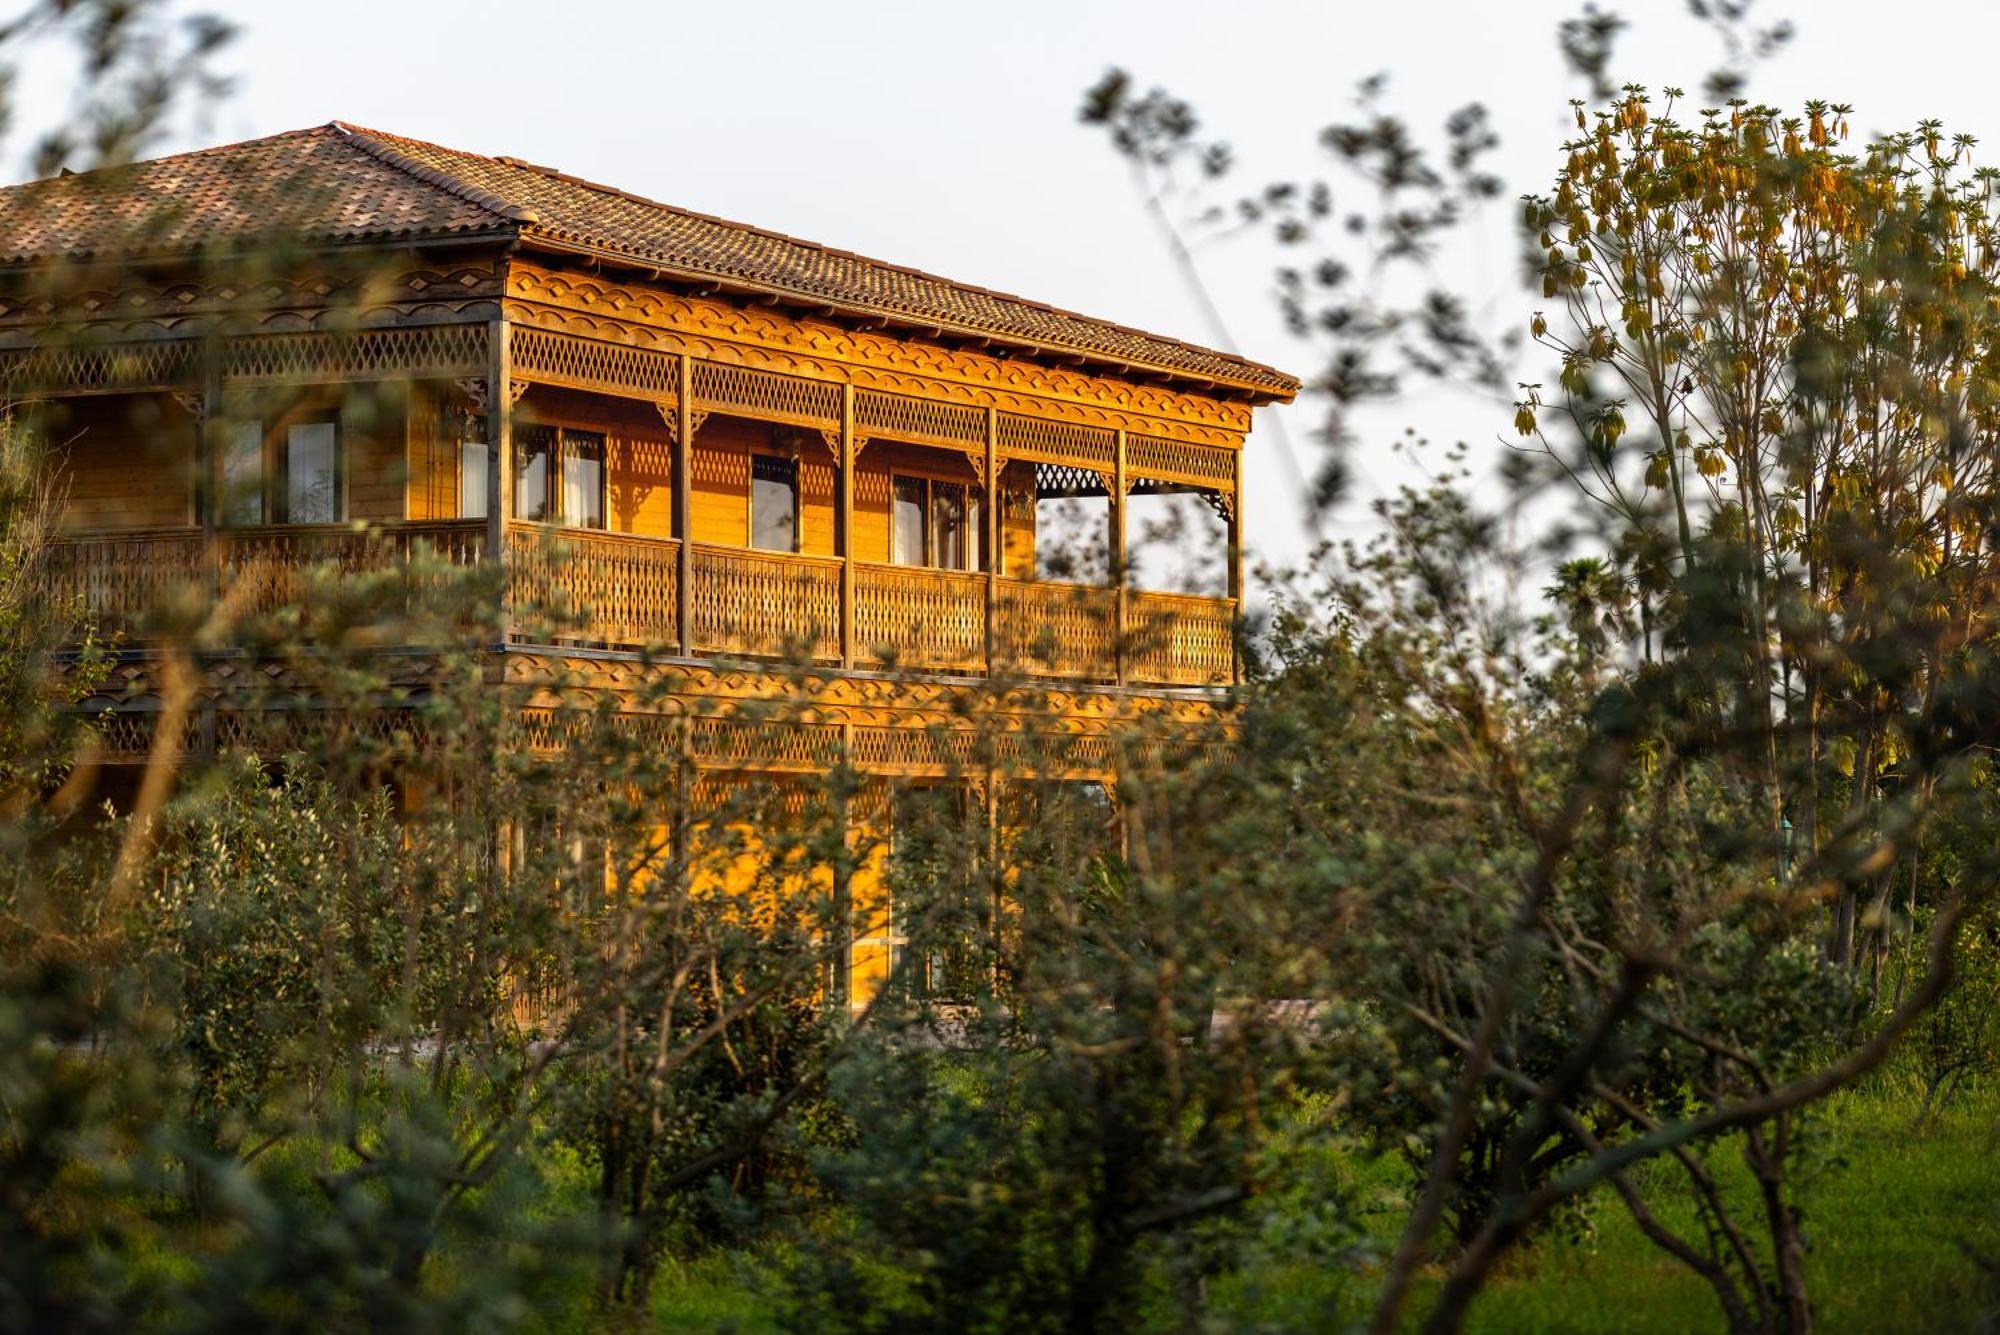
xmin=48 ymin=393 xmax=196 ymax=532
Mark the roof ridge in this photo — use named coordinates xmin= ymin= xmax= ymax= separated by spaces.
xmin=329 ymin=121 xmax=541 ymax=226
xmin=340 ymin=124 xmax=1290 ymax=386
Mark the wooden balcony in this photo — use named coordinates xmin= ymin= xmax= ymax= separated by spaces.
xmin=49 ymin=521 xmax=488 ymax=637
xmin=50 ymin=522 xmax=1236 ymax=688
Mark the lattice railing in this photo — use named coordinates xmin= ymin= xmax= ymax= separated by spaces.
xmin=505 ymin=523 xmax=679 ymax=649
xmin=0 ymin=339 xmax=201 ymax=394
xmin=690 ymin=717 xmax=844 ymax=771
xmin=512 ymin=328 xmax=679 ymax=403
xmin=224 ymin=325 xmax=488 ymax=384
xmin=220 ymin=520 xmax=487 ymax=620
xmin=688 ymin=544 xmax=841 ymax=661
xmin=855 ymin=388 xmax=985 ymax=450
xmin=48 ymin=527 xmax=205 ymax=634
xmin=1125 ymin=590 xmax=1235 ymax=687
xmin=1125 ymin=434 xmax=1236 ymax=494
xmin=854 ymin=563 xmax=988 ymax=673
xmin=691 ymin=360 xmax=841 ymax=431
xmin=996 ymin=412 xmax=1116 ymax=470
xmin=994 ymin=577 xmax=1118 ymax=681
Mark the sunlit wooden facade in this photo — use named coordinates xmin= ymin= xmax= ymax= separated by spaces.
xmin=1 ymin=124 xmax=1296 ymax=999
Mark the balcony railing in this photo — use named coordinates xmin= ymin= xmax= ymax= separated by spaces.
xmin=50 ymin=522 xmax=1236 ymax=687
xmin=855 ymin=561 xmax=986 ymax=674
xmin=688 ymin=543 xmax=843 ymax=663
xmin=49 ymin=521 xmax=487 ymax=636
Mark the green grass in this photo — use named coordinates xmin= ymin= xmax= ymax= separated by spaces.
xmin=635 ymin=1080 xmax=2000 ymax=1333
xmin=1206 ymin=1081 xmax=2000 ymax=1333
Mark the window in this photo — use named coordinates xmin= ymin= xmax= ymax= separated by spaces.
xmin=562 ymin=430 xmax=606 ymax=530
xmin=514 ymin=425 xmax=553 ymax=521
xmin=222 ymin=420 xmax=264 ymax=526
xmin=455 ymin=411 xmax=488 ymax=520
xmin=890 ymin=475 xmax=983 ymax=571
xmin=751 ymin=454 xmax=799 ymax=552
xmin=891 ymin=476 xmax=926 ymax=566
xmin=512 ymin=425 xmax=606 ymax=528
xmin=219 ymin=416 xmax=343 ymax=526
xmin=281 ymin=421 xmax=339 ymax=523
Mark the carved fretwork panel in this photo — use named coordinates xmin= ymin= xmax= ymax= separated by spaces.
xmin=690 ymin=359 xmax=841 ymax=432
xmin=0 ymin=338 xmax=201 ymax=394
xmin=996 ymin=412 xmax=1116 ymax=471
xmin=1032 ymin=462 xmax=1113 ymax=498
xmin=224 ymin=325 xmax=489 ymax=384
xmin=512 ymin=326 xmax=681 ymax=403
xmin=1125 ymin=434 xmax=1236 ymax=494
xmin=854 ymin=388 xmax=985 ymax=452
xmin=504 ymin=261 xmax=1262 ymax=441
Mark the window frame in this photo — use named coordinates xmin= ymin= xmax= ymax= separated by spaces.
xmin=216 ymin=412 xmax=346 ymax=528
xmin=273 ymin=414 xmax=344 ymax=525
xmin=889 ymin=472 xmax=984 ymax=573
xmin=511 ymin=423 xmax=608 ymax=530
xmin=749 ymin=451 xmax=801 ymax=553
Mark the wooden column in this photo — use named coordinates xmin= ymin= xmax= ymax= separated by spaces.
xmin=839 ymin=383 xmax=855 ymax=670
xmin=199 ymin=334 xmax=224 ymax=604
xmin=983 ymin=408 xmax=999 ymax=676
xmin=485 ymin=318 xmax=514 ymax=642
xmin=1228 ymin=443 xmax=1245 ymax=685
xmin=674 ymin=354 xmax=694 ymax=658
xmin=1112 ymin=429 xmax=1128 ymax=686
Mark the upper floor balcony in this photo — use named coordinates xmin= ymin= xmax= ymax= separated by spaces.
xmin=39 ymin=339 xmax=1245 ymax=691
xmin=47 ymin=518 xmax=1234 ymax=687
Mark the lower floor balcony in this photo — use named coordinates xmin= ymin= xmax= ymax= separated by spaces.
xmin=48 ymin=521 xmax=1237 ymax=689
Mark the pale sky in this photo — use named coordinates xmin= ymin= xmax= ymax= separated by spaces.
xmin=14 ymin=0 xmax=2000 ymax=591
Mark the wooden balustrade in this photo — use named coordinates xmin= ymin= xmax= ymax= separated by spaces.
xmin=505 ymin=523 xmax=678 ymax=649
xmin=688 ymin=543 xmax=843 ymax=662
xmin=48 ymin=527 xmax=204 ymax=635
xmin=854 ymin=562 xmax=987 ymax=673
xmin=223 ymin=520 xmax=486 ymax=618
xmin=48 ymin=521 xmax=485 ymax=635
xmin=50 ymin=524 xmax=1237 ymax=688
xmin=994 ymin=577 xmax=1120 ymax=682
xmin=1125 ymin=590 xmax=1236 ymax=687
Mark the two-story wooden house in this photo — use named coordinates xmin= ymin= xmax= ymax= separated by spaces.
xmin=0 ymin=123 xmax=1296 ymax=995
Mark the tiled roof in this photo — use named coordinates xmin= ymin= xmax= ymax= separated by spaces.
xmin=0 ymin=123 xmax=1298 ymax=399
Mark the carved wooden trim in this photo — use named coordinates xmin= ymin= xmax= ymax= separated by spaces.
xmin=511 ymin=325 xmax=681 ymax=403
xmin=223 ymin=324 xmax=489 ymax=385
xmin=503 ymin=261 xmax=1257 ymax=434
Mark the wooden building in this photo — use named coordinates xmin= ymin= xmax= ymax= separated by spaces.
xmin=0 ymin=124 xmax=1297 ymax=998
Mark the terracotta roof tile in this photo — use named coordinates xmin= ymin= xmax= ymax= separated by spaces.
xmin=0 ymin=123 xmax=1299 ymax=399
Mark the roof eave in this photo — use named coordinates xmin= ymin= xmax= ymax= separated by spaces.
xmin=515 ymin=233 xmax=1300 ymax=404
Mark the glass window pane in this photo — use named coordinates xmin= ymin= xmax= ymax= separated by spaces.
xmin=514 ymin=425 xmax=553 ymax=521
xmin=456 ymin=412 xmax=488 ymax=519
xmin=891 ymin=476 xmax=926 ymax=566
xmin=458 ymin=433 xmax=488 ymax=519
xmin=561 ymin=430 xmax=606 ymax=528
xmin=222 ymin=420 xmax=263 ymax=526
xmin=933 ymin=482 xmax=968 ymax=571
xmin=967 ymin=492 xmax=984 ymax=573
xmin=751 ymin=454 xmax=798 ymax=552
xmin=284 ymin=421 xmax=338 ymax=523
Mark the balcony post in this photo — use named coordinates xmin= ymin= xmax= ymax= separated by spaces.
xmin=674 ymin=354 xmax=694 ymax=657
xmin=485 ymin=317 xmax=513 ymax=641
xmin=839 ymin=383 xmax=855 ymax=670
xmin=1112 ymin=429 xmax=1128 ymax=687
xmin=1228 ymin=443 xmax=1244 ymax=685
xmin=983 ymin=407 xmax=998 ymax=676
xmin=199 ymin=332 xmax=223 ymax=605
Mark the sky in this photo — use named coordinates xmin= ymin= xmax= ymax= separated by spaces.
xmin=14 ymin=0 xmax=2000 ymax=592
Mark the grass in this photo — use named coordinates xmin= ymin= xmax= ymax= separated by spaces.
xmin=632 ymin=1078 xmax=2000 ymax=1332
